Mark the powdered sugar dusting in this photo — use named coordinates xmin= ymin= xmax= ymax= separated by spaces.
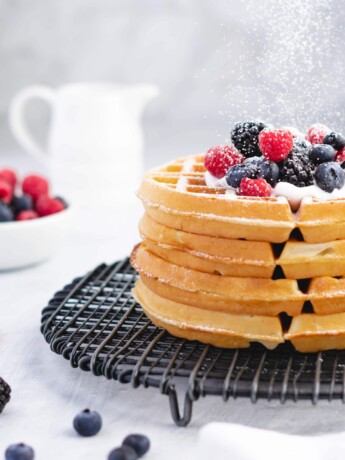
xmin=216 ymin=0 xmax=344 ymax=132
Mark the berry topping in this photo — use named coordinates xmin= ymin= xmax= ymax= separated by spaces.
xmin=278 ymin=150 xmax=314 ymax=187
xmin=0 ymin=179 xmax=13 ymax=204
xmin=225 ymin=162 xmax=258 ymax=188
xmin=257 ymin=160 xmax=279 ymax=186
xmin=5 ymin=443 xmax=34 ymax=460
xmin=306 ymin=124 xmax=330 ymax=144
xmin=0 ymin=203 xmax=14 ymax=222
xmin=309 ymin=144 xmax=335 ymax=165
xmin=123 ymin=434 xmax=150 ymax=458
xmin=73 ymin=409 xmax=102 ymax=437
xmin=293 ymin=137 xmax=311 ymax=151
xmin=204 ymin=145 xmax=243 ymax=178
xmin=335 ymin=147 xmax=345 ymax=164
xmin=314 ymin=162 xmax=345 ymax=193
xmin=0 ymin=376 xmax=11 ymax=414
xmin=35 ymin=196 xmax=65 ymax=217
xmin=17 ymin=210 xmax=39 ymax=221
xmin=238 ymin=177 xmax=272 ymax=197
xmin=0 ymin=168 xmax=17 ymax=189
xmin=323 ymin=132 xmax=345 ymax=151
xmin=12 ymin=194 xmax=33 ymax=213
xmin=108 ymin=446 xmax=138 ymax=460
xmin=259 ymin=129 xmax=293 ymax=162
xmin=231 ymin=121 xmax=268 ymax=158
xmin=22 ymin=174 xmax=49 ymax=202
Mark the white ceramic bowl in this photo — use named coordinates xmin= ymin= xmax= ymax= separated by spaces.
xmin=0 ymin=206 xmax=74 ymax=270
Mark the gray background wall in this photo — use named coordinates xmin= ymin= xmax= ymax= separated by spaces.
xmin=0 ymin=0 xmax=344 ymax=169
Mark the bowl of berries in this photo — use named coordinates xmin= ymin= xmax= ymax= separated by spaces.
xmin=0 ymin=168 xmax=73 ymax=270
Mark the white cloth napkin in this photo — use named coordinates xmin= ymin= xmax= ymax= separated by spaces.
xmin=197 ymin=423 xmax=345 ymax=460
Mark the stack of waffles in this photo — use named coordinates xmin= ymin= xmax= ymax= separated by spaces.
xmin=131 ymin=154 xmax=345 ymax=352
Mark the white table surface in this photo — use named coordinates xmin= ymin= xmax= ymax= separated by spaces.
xmin=1 ymin=165 xmax=345 ymax=459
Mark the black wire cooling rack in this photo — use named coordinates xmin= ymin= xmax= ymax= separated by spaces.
xmin=41 ymin=258 xmax=345 ymax=426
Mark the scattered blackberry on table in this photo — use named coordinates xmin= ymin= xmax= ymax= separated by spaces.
xmin=73 ymin=409 xmax=102 ymax=437
xmin=5 ymin=443 xmax=34 ymax=460
xmin=0 ymin=376 xmax=11 ymax=413
xmin=0 ymin=203 xmax=14 ymax=222
xmin=123 ymin=434 xmax=150 ymax=458
xmin=108 ymin=446 xmax=138 ymax=460
xmin=231 ymin=121 xmax=268 ymax=158
xmin=323 ymin=131 xmax=345 ymax=151
xmin=309 ymin=144 xmax=335 ymax=165
xmin=278 ymin=150 xmax=314 ymax=187
xmin=226 ymin=162 xmax=258 ymax=188
xmin=314 ymin=162 xmax=345 ymax=193
xmin=258 ymin=160 xmax=279 ymax=186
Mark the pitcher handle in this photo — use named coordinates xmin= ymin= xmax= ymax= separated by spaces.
xmin=9 ymin=85 xmax=55 ymax=165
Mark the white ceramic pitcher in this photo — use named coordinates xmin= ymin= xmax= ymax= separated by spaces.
xmin=9 ymin=83 xmax=159 ymax=207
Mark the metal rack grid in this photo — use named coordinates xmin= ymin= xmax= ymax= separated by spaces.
xmin=41 ymin=258 xmax=345 ymax=426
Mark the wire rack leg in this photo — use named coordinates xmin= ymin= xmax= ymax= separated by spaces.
xmin=167 ymin=384 xmax=193 ymax=427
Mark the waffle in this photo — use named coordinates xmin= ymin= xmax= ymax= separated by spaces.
xmin=277 ymin=240 xmax=345 ymax=279
xmin=138 ymin=155 xmax=345 ymax=244
xmin=139 ymin=213 xmax=275 ymax=278
xmin=138 ymin=155 xmax=295 ymax=243
xmin=308 ymin=277 xmax=345 ymax=315
xmin=132 ymin=154 xmax=345 ymax=352
xmin=131 ymin=244 xmax=305 ymax=317
xmin=285 ymin=313 xmax=345 ymax=352
xmin=133 ymin=278 xmax=284 ymax=349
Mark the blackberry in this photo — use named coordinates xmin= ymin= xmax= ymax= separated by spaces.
xmin=0 ymin=376 xmax=11 ymax=413
xmin=231 ymin=121 xmax=268 ymax=158
xmin=279 ymin=151 xmax=314 ymax=187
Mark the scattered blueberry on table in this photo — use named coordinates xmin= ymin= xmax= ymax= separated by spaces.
xmin=108 ymin=446 xmax=138 ymax=460
xmin=5 ymin=443 xmax=34 ymax=460
xmin=73 ymin=409 xmax=103 ymax=437
xmin=123 ymin=434 xmax=150 ymax=457
xmin=0 ymin=168 xmax=67 ymax=223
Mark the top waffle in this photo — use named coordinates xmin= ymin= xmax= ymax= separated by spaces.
xmin=138 ymin=154 xmax=345 ymax=244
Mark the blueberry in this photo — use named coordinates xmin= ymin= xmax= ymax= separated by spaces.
xmin=123 ymin=434 xmax=150 ymax=457
xmin=314 ymin=162 xmax=345 ymax=192
xmin=73 ymin=409 xmax=102 ymax=437
xmin=5 ymin=443 xmax=34 ymax=460
xmin=258 ymin=160 xmax=279 ymax=186
xmin=309 ymin=144 xmax=335 ymax=165
xmin=108 ymin=446 xmax=138 ymax=460
xmin=293 ymin=137 xmax=311 ymax=150
xmin=0 ymin=203 xmax=14 ymax=222
xmin=323 ymin=131 xmax=345 ymax=151
xmin=226 ymin=163 xmax=258 ymax=188
xmin=12 ymin=194 xmax=33 ymax=213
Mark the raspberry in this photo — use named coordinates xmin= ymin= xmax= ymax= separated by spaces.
xmin=259 ymin=129 xmax=293 ymax=162
xmin=17 ymin=210 xmax=39 ymax=221
xmin=335 ymin=147 xmax=345 ymax=163
xmin=204 ymin=145 xmax=243 ymax=178
xmin=36 ymin=196 xmax=64 ymax=217
xmin=22 ymin=174 xmax=49 ymax=201
xmin=0 ymin=168 xmax=17 ymax=189
xmin=306 ymin=124 xmax=330 ymax=144
xmin=238 ymin=177 xmax=272 ymax=197
xmin=0 ymin=179 xmax=13 ymax=204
